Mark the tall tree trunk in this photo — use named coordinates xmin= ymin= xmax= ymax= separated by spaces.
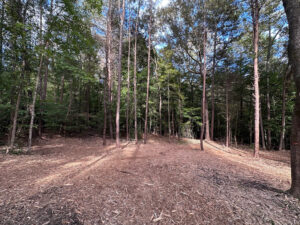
xmin=200 ymin=29 xmax=207 ymax=151
xmin=250 ymin=0 xmax=260 ymax=158
xmin=60 ymin=75 xmax=65 ymax=104
xmin=168 ymin=73 xmax=171 ymax=142
xmin=259 ymin=107 xmax=266 ymax=149
xmin=106 ymin=0 xmax=113 ymax=140
xmin=226 ymin=76 xmax=229 ymax=148
xmin=103 ymin=73 xmax=107 ymax=145
xmin=143 ymin=0 xmax=152 ymax=144
xmin=211 ymin=29 xmax=217 ymax=140
xmin=126 ymin=11 xmax=131 ymax=141
xmin=7 ymin=60 xmax=25 ymax=153
xmin=178 ymin=73 xmax=182 ymax=140
xmin=205 ymin=99 xmax=210 ymax=141
xmin=279 ymin=66 xmax=291 ymax=150
xmin=282 ymin=0 xmax=300 ymax=198
xmin=266 ymin=21 xmax=272 ymax=150
xmin=28 ymin=42 xmax=48 ymax=152
xmin=159 ymin=89 xmax=162 ymax=135
xmin=133 ymin=0 xmax=140 ymax=144
xmin=62 ymin=80 xmax=73 ymax=136
xmin=0 ymin=0 xmax=5 ymax=72
xmin=103 ymin=0 xmax=112 ymax=145
xmin=116 ymin=0 xmax=125 ymax=148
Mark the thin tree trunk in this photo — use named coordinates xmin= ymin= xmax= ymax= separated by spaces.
xmin=60 ymin=75 xmax=65 ymax=104
xmin=62 ymin=80 xmax=73 ymax=136
xmin=226 ymin=77 xmax=229 ymax=148
xmin=126 ymin=11 xmax=131 ymax=141
xmin=205 ymin=99 xmax=210 ymax=141
xmin=103 ymin=73 xmax=107 ymax=145
xmin=211 ymin=29 xmax=217 ymax=140
xmin=178 ymin=73 xmax=182 ymax=140
xmin=116 ymin=0 xmax=125 ymax=148
xmin=133 ymin=0 xmax=140 ymax=144
xmin=0 ymin=0 xmax=5 ymax=72
xmin=279 ymin=66 xmax=291 ymax=150
xmin=168 ymin=73 xmax=170 ymax=142
xmin=200 ymin=29 xmax=207 ymax=151
xmin=259 ymin=106 xmax=266 ymax=149
xmin=250 ymin=0 xmax=260 ymax=158
xmin=28 ymin=42 xmax=48 ymax=152
xmin=159 ymin=90 xmax=162 ymax=135
xmin=143 ymin=0 xmax=152 ymax=144
xmin=7 ymin=61 xmax=25 ymax=153
xmin=266 ymin=21 xmax=272 ymax=150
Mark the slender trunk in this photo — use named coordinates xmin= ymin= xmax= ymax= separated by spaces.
xmin=168 ymin=73 xmax=170 ymax=142
xmin=7 ymin=61 xmax=25 ymax=153
xmin=159 ymin=90 xmax=162 ymax=135
xmin=178 ymin=73 xmax=182 ymax=140
xmin=200 ymin=29 xmax=207 ymax=151
xmin=0 ymin=0 xmax=5 ymax=72
xmin=279 ymin=66 xmax=291 ymax=150
xmin=250 ymin=0 xmax=260 ymax=158
xmin=62 ymin=80 xmax=73 ymax=135
xmin=266 ymin=21 xmax=272 ymax=150
xmin=107 ymin=0 xmax=113 ymax=140
xmin=28 ymin=42 xmax=48 ymax=152
xmin=259 ymin=106 xmax=266 ymax=149
xmin=116 ymin=0 xmax=125 ymax=148
xmin=133 ymin=0 xmax=140 ymax=144
xmin=143 ymin=0 xmax=152 ymax=144
xmin=226 ymin=77 xmax=229 ymax=148
xmin=205 ymin=99 xmax=210 ymax=141
xmin=211 ymin=29 xmax=217 ymax=140
xmin=103 ymin=73 xmax=107 ymax=145
xmin=60 ymin=75 xmax=65 ymax=104
xmin=103 ymin=0 xmax=112 ymax=145
xmin=126 ymin=11 xmax=131 ymax=141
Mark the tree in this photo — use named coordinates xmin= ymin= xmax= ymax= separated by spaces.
xmin=116 ymin=0 xmax=125 ymax=148
xmin=144 ymin=0 xmax=152 ymax=144
xmin=249 ymin=0 xmax=260 ymax=158
xmin=282 ymin=0 xmax=300 ymax=199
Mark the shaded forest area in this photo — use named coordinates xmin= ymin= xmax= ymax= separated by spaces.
xmin=1 ymin=0 xmax=300 ymax=206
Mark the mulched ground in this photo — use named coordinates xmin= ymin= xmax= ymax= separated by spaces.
xmin=0 ymin=136 xmax=299 ymax=224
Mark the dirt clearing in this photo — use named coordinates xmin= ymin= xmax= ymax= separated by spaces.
xmin=0 ymin=136 xmax=299 ymax=224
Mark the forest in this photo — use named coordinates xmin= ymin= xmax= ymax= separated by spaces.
xmin=0 ymin=0 xmax=300 ymax=224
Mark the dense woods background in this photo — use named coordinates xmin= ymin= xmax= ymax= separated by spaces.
xmin=0 ymin=0 xmax=294 ymax=152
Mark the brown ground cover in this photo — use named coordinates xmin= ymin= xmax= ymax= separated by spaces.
xmin=0 ymin=136 xmax=299 ymax=224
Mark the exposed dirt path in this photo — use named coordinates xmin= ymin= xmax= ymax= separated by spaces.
xmin=0 ymin=136 xmax=299 ymax=224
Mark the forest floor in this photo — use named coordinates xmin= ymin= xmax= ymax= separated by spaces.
xmin=0 ymin=135 xmax=300 ymax=225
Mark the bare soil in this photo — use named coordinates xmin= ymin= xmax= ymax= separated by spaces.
xmin=0 ymin=136 xmax=299 ymax=225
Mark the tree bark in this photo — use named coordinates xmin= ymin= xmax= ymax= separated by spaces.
xmin=211 ymin=29 xmax=217 ymax=140
xmin=60 ymin=75 xmax=65 ymax=104
xmin=28 ymin=42 xmax=48 ymax=152
xmin=250 ymin=0 xmax=260 ymax=158
xmin=143 ymin=0 xmax=152 ymax=144
xmin=259 ymin=106 xmax=266 ymax=149
xmin=279 ymin=66 xmax=291 ymax=150
xmin=126 ymin=11 xmax=131 ymax=141
xmin=200 ymin=29 xmax=207 ymax=151
xmin=7 ymin=60 xmax=25 ymax=153
xmin=116 ymin=0 xmax=125 ymax=148
xmin=133 ymin=0 xmax=140 ymax=144
xmin=205 ymin=98 xmax=210 ymax=141
xmin=226 ymin=76 xmax=229 ymax=148
xmin=168 ymin=73 xmax=171 ymax=142
xmin=282 ymin=0 xmax=300 ymax=199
